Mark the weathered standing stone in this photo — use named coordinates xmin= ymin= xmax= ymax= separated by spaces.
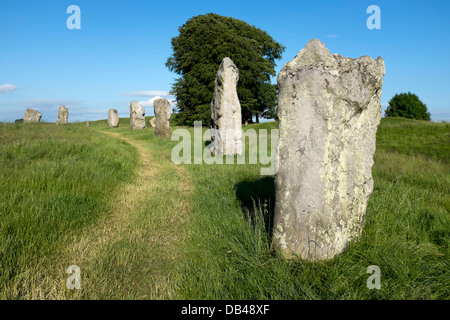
xmin=86 ymin=121 xmax=90 ymax=128
xmin=23 ymin=108 xmax=42 ymax=123
xmin=153 ymin=98 xmax=171 ymax=138
xmin=130 ymin=101 xmax=146 ymax=130
xmin=209 ymin=57 xmax=242 ymax=155
xmin=56 ymin=105 xmax=69 ymax=124
xmin=272 ymin=39 xmax=385 ymax=261
xmin=150 ymin=117 xmax=156 ymax=128
xmin=108 ymin=109 xmax=119 ymax=128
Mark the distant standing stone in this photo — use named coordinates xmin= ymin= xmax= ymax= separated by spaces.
xmin=23 ymin=108 xmax=42 ymax=123
xmin=150 ymin=117 xmax=156 ymax=128
xmin=15 ymin=119 xmax=24 ymax=124
xmin=56 ymin=105 xmax=69 ymax=125
xmin=130 ymin=101 xmax=146 ymax=130
xmin=108 ymin=109 xmax=119 ymax=128
xmin=272 ymin=39 xmax=385 ymax=261
xmin=86 ymin=121 xmax=90 ymax=128
xmin=210 ymin=57 xmax=242 ymax=155
xmin=154 ymin=98 xmax=171 ymax=138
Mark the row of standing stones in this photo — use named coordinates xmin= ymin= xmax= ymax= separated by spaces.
xmin=22 ymin=105 xmax=69 ymax=124
xmin=210 ymin=39 xmax=385 ymax=261
xmin=20 ymin=99 xmax=171 ymax=139
xmin=128 ymin=98 xmax=172 ymax=138
xmin=19 ymin=39 xmax=385 ymax=262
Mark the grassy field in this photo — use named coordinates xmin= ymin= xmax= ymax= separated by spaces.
xmin=0 ymin=122 xmax=137 ymax=298
xmin=0 ymin=117 xmax=448 ymax=299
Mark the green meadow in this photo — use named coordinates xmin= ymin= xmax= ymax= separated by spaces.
xmin=0 ymin=117 xmax=448 ymax=299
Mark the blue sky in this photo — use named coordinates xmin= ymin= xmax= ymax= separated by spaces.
xmin=0 ymin=0 xmax=449 ymax=122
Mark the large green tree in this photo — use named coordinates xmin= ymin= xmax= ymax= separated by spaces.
xmin=166 ymin=13 xmax=285 ymax=126
xmin=385 ymin=92 xmax=431 ymax=121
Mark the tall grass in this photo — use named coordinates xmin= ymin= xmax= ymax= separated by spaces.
xmin=0 ymin=122 xmax=137 ymax=297
xmin=169 ymin=118 xmax=449 ymax=299
xmin=0 ymin=117 xmax=448 ymax=300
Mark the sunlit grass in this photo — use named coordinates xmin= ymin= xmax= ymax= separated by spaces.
xmin=0 ymin=122 xmax=137 ymax=298
xmin=0 ymin=117 xmax=448 ymax=299
xmin=169 ymin=118 xmax=449 ymax=299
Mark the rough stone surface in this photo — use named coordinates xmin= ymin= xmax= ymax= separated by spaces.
xmin=130 ymin=101 xmax=146 ymax=130
xmin=209 ymin=57 xmax=242 ymax=155
xmin=24 ymin=108 xmax=42 ymax=123
xmin=56 ymin=105 xmax=69 ymax=124
xmin=154 ymin=98 xmax=171 ymax=138
xmin=150 ymin=117 xmax=156 ymax=128
xmin=108 ymin=109 xmax=119 ymax=128
xmin=86 ymin=122 xmax=90 ymax=128
xmin=272 ymin=39 xmax=385 ymax=261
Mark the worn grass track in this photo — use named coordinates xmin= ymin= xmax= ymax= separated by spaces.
xmin=1 ymin=125 xmax=191 ymax=299
xmin=62 ymin=129 xmax=192 ymax=299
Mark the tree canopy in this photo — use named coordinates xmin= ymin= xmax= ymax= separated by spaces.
xmin=166 ymin=13 xmax=285 ymax=126
xmin=385 ymin=92 xmax=431 ymax=121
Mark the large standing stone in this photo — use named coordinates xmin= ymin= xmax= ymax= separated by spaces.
xmin=153 ymin=98 xmax=171 ymax=138
xmin=209 ymin=57 xmax=242 ymax=155
xmin=23 ymin=108 xmax=42 ymax=123
xmin=272 ymin=39 xmax=385 ymax=261
xmin=150 ymin=117 xmax=156 ymax=128
xmin=56 ymin=105 xmax=69 ymax=124
xmin=108 ymin=109 xmax=119 ymax=128
xmin=130 ymin=101 xmax=146 ymax=130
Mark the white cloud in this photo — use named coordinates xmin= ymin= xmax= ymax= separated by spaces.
xmin=430 ymin=110 xmax=450 ymax=122
xmin=139 ymin=96 xmax=163 ymax=107
xmin=327 ymin=35 xmax=339 ymax=38
xmin=22 ymin=99 xmax=82 ymax=110
xmin=0 ymin=84 xmax=18 ymax=93
xmin=124 ymin=90 xmax=171 ymax=97
xmin=123 ymin=90 xmax=177 ymax=109
xmin=138 ymin=96 xmax=177 ymax=109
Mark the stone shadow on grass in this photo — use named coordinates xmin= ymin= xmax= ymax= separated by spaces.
xmin=234 ymin=176 xmax=275 ymax=239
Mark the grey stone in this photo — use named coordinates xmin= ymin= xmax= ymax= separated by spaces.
xmin=154 ymin=98 xmax=171 ymax=138
xmin=130 ymin=101 xmax=146 ymax=130
xmin=56 ymin=105 xmax=69 ymax=124
xmin=23 ymin=108 xmax=42 ymax=123
xmin=272 ymin=39 xmax=385 ymax=261
xmin=209 ymin=57 xmax=242 ymax=155
xmin=108 ymin=109 xmax=119 ymax=128
xmin=150 ymin=117 xmax=156 ymax=128
xmin=86 ymin=121 xmax=90 ymax=128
